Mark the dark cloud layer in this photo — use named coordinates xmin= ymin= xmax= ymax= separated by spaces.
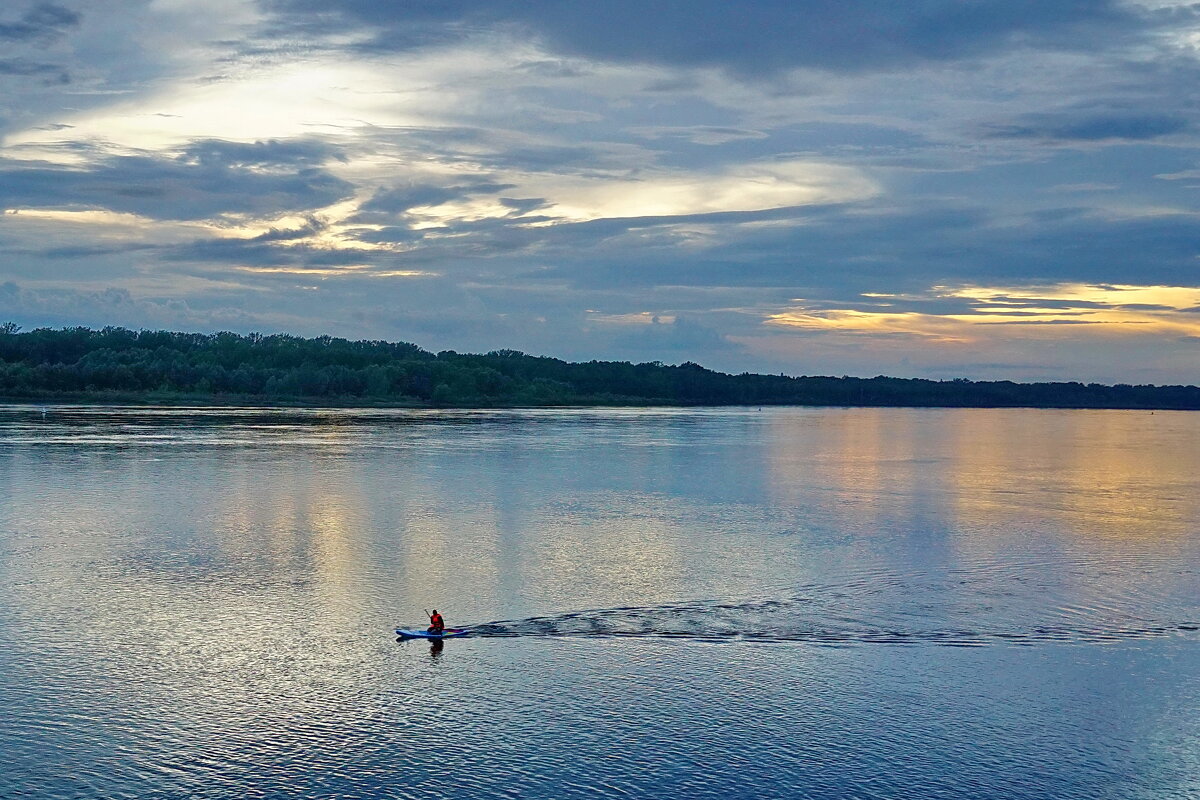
xmin=0 ymin=59 xmax=70 ymax=84
xmin=989 ymin=111 xmax=1192 ymax=142
xmin=263 ymin=0 xmax=1145 ymax=75
xmin=180 ymin=138 xmax=345 ymax=169
xmin=0 ymin=144 xmax=354 ymax=221
xmin=0 ymin=3 xmax=79 ymax=43
xmin=0 ymin=3 xmax=79 ymax=91
xmin=0 ymin=279 xmax=307 ymax=333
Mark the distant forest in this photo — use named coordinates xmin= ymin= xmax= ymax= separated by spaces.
xmin=1 ymin=324 xmax=1198 ymax=409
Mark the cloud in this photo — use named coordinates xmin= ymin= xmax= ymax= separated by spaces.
xmin=378 ymin=159 xmax=878 ymax=229
xmin=0 ymin=3 xmax=79 ymax=43
xmin=0 ymin=59 xmax=70 ymax=84
xmin=605 ymin=314 xmax=739 ymax=358
xmin=180 ymin=138 xmax=345 ymax=169
xmin=988 ymin=110 xmax=1190 ymax=142
xmin=629 ymin=126 xmax=769 ymax=146
xmin=0 ymin=2 xmax=1199 ymax=384
xmin=0 ymin=280 xmax=288 ymax=332
xmin=354 ymin=181 xmax=516 ymax=217
xmin=0 ymin=4 xmax=80 ymax=98
xmin=0 ymin=1 xmax=268 ymax=146
xmin=765 ymin=283 xmax=1200 ymax=341
xmin=0 ymin=144 xmax=354 ymax=221
xmin=488 ymin=195 xmax=1200 ymax=315
xmin=260 ymin=0 xmax=1145 ymax=77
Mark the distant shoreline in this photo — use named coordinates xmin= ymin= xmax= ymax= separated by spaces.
xmin=2 ymin=326 xmax=1199 ymax=411
xmin=1 ymin=392 xmax=1196 ymax=412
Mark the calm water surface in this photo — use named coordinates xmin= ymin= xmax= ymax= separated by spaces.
xmin=1 ymin=406 xmax=1198 ymax=798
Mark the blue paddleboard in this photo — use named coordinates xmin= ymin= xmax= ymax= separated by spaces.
xmin=396 ymin=628 xmax=469 ymax=639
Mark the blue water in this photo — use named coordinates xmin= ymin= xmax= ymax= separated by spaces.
xmin=1 ymin=406 xmax=1198 ymax=798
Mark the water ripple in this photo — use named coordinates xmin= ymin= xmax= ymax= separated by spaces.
xmin=469 ymin=562 xmax=1200 ymax=647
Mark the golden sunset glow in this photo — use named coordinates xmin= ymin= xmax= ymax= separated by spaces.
xmin=767 ymin=283 xmax=1200 ymax=342
xmin=942 ymin=283 xmax=1200 ymax=309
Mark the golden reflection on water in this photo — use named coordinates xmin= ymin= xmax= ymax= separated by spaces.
xmin=945 ymin=410 xmax=1200 ymax=542
xmin=765 ymin=409 xmax=943 ymax=552
xmin=309 ymin=487 xmax=368 ymax=617
xmin=768 ymin=408 xmax=941 ymax=505
xmin=767 ymin=408 xmax=1199 ymax=556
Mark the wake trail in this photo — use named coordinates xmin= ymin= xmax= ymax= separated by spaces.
xmin=469 ymin=562 xmax=1200 ymax=647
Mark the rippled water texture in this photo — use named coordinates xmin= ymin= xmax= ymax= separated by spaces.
xmin=1 ymin=406 xmax=1198 ymax=798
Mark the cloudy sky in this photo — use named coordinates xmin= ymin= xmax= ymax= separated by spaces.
xmin=2 ymin=1 xmax=1199 ymax=382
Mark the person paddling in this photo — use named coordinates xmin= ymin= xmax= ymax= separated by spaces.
xmin=427 ymin=609 xmax=445 ymax=634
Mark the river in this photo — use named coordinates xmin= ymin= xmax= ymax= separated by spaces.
xmin=1 ymin=406 xmax=1197 ymax=798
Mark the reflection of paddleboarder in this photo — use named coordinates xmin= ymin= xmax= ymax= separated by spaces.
xmin=426 ymin=609 xmax=445 ymax=634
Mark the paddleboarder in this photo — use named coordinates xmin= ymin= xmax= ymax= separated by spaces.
xmin=427 ymin=609 xmax=445 ymax=634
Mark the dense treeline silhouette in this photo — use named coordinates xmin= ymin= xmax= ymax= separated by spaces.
xmin=1 ymin=324 xmax=1198 ymax=409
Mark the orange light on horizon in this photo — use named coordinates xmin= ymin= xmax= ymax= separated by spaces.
xmin=766 ymin=282 xmax=1200 ymax=342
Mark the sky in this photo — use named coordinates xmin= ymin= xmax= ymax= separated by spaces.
xmin=1 ymin=1 xmax=1199 ymax=383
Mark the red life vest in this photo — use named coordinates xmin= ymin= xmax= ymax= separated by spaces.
xmin=429 ymin=613 xmax=445 ymax=631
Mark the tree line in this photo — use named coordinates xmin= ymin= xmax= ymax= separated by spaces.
xmin=0 ymin=323 xmax=1198 ymax=409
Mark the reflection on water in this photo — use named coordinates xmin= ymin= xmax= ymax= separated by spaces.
xmin=1 ymin=405 xmax=1198 ymax=799
xmin=945 ymin=409 xmax=1199 ymax=542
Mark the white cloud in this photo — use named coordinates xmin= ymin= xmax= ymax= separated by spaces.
xmin=405 ymin=159 xmax=877 ymax=225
